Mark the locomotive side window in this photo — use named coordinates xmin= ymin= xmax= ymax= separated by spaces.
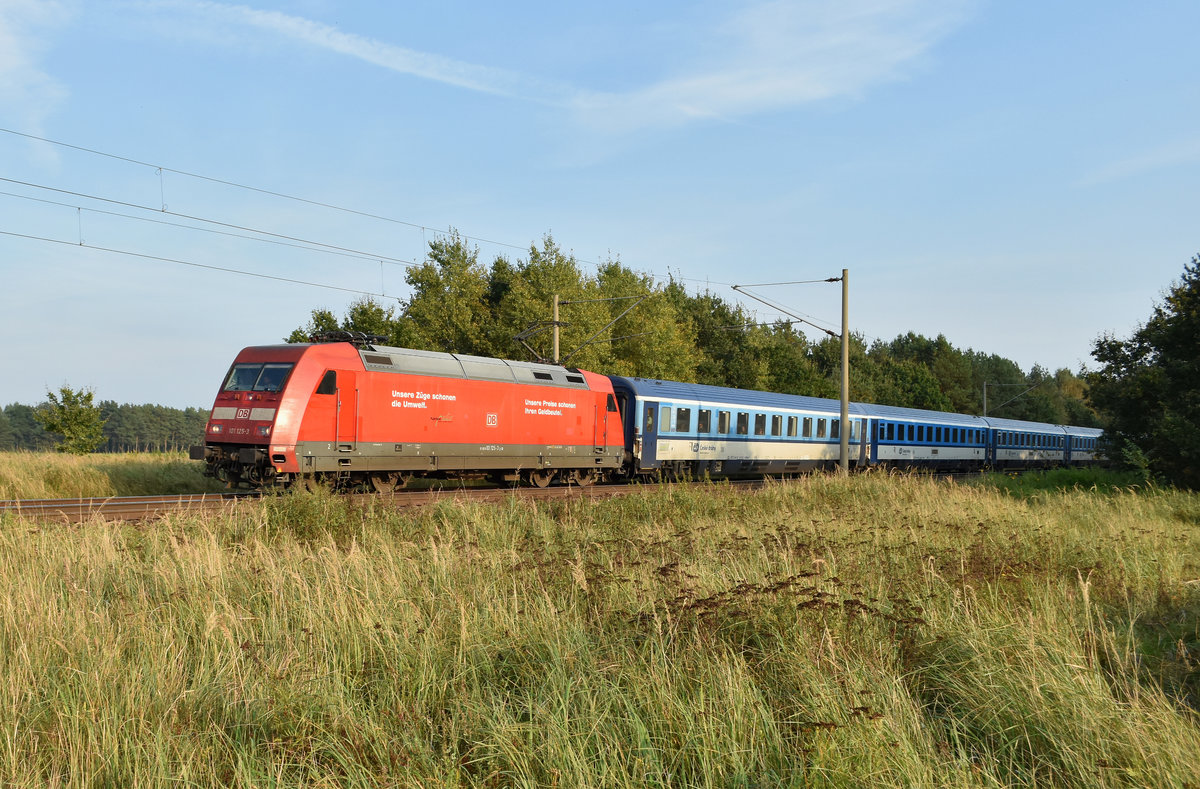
xmin=223 ymin=363 xmax=294 ymax=393
xmin=698 ymin=410 xmax=712 ymax=433
xmin=316 ymin=370 xmax=337 ymax=395
xmin=676 ymin=408 xmax=691 ymax=432
xmin=607 ymin=394 xmax=619 ymax=413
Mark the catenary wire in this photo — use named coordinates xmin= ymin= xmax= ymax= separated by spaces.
xmin=0 ymin=229 xmax=389 ymax=299
xmin=0 ymin=176 xmax=418 ymax=268
xmin=0 ymin=189 xmax=419 ymax=267
xmin=0 ymin=126 xmax=737 ymax=287
xmin=1 ymin=128 xmax=854 ymax=332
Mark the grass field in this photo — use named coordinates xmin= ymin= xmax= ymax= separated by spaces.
xmin=0 ymin=451 xmax=226 ymax=499
xmin=0 ymin=470 xmax=1197 ymax=786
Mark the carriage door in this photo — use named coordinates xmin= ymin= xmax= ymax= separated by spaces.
xmin=641 ymin=403 xmax=659 ymax=469
xmin=336 ymin=371 xmax=357 ymax=450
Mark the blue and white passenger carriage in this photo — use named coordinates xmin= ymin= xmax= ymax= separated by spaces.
xmin=609 ymin=377 xmax=869 ymax=477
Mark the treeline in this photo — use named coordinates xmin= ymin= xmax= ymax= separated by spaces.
xmin=0 ymin=402 xmax=208 ymax=453
xmin=291 ymin=232 xmax=1099 ymax=427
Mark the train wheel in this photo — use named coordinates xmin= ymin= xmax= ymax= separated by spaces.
xmin=570 ymin=469 xmax=597 ymax=487
xmin=528 ymin=470 xmax=556 ymax=488
xmin=370 ymin=472 xmax=409 ymax=493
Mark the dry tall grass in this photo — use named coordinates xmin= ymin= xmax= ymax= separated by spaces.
xmin=0 ymin=474 xmax=1196 ymax=786
xmin=0 ymin=451 xmax=225 ymax=499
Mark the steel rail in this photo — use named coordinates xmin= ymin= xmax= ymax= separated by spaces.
xmin=0 ymin=480 xmax=770 ymax=525
xmin=0 ymin=492 xmax=259 ymax=524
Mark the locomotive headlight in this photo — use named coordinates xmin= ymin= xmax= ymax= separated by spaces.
xmin=209 ymin=424 xmax=223 ymax=434
xmin=256 ymin=425 xmax=271 ymax=437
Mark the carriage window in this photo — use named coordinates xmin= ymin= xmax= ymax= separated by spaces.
xmin=771 ymin=415 xmax=782 ymax=436
xmin=917 ymin=426 xmax=925 ymax=442
xmin=907 ymin=425 xmax=915 ymax=441
xmin=935 ymin=427 xmax=942 ymax=443
xmin=661 ymin=407 xmax=672 ymax=432
xmin=803 ymin=417 xmax=813 ymax=438
xmin=787 ymin=416 xmax=798 ymax=437
xmin=887 ymin=423 xmax=895 ymax=441
xmin=718 ymin=411 xmax=731 ymax=434
xmin=817 ymin=419 xmax=827 ymax=439
xmin=831 ymin=419 xmax=840 ymax=439
xmin=698 ymin=410 xmax=712 ymax=433
xmin=737 ymin=413 xmax=749 ymax=435
xmin=754 ymin=414 xmax=766 ymax=436
xmin=676 ymin=408 xmax=691 ymax=432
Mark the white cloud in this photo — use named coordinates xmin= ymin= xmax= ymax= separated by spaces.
xmin=150 ymin=0 xmax=973 ymax=135
xmin=572 ymin=0 xmax=975 ymax=133
xmin=154 ymin=0 xmax=564 ymax=102
xmin=0 ymin=0 xmax=71 ymax=146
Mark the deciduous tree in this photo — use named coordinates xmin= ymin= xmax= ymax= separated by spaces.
xmin=34 ymin=386 xmax=106 ymax=455
xmin=1088 ymin=254 xmax=1200 ymax=487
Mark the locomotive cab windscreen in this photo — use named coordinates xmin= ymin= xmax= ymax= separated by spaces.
xmin=222 ymin=362 xmax=295 ymax=393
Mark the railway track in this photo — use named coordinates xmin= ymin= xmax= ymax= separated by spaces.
xmin=0 ymin=492 xmax=261 ymax=524
xmin=0 ymin=480 xmax=768 ymax=525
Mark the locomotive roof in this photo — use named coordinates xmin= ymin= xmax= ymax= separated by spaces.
xmin=352 ymin=344 xmax=593 ymax=390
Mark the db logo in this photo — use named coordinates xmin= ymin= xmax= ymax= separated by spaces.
xmin=486 ymin=413 xmax=498 ymax=427
xmin=236 ymin=408 xmax=251 ymax=420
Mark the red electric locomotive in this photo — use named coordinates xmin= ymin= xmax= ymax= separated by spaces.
xmin=191 ymin=333 xmax=626 ymax=489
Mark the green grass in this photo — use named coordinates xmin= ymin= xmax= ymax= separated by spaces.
xmin=971 ymin=467 xmax=1151 ymax=498
xmin=0 ymin=474 xmax=1197 ymax=786
xmin=0 ymin=451 xmax=225 ymax=498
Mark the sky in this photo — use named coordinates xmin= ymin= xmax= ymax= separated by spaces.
xmin=1 ymin=0 xmax=1197 ymax=410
